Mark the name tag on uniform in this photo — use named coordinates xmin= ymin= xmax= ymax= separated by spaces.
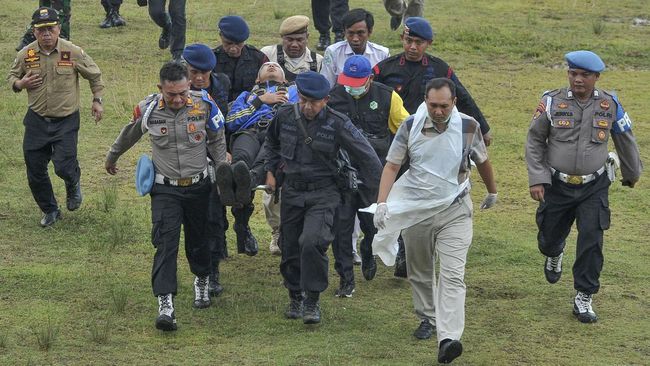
xmin=57 ymin=61 xmax=73 ymax=67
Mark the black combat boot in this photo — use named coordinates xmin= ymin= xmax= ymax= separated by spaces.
xmin=65 ymin=181 xmax=83 ymax=211
xmin=334 ymin=31 xmax=345 ymax=43
xmin=233 ymin=204 xmax=258 ymax=256
xmin=232 ymin=161 xmax=253 ymax=205
xmin=316 ymin=33 xmax=330 ymax=51
xmin=303 ymin=291 xmax=321 ymax=324
xmin=285 ymin=291 xmax=303 ymax=319
xmin=100 ymin=10 xmax=113 ymax=28
xmin=111 ymin=6 xmax=126 ymax=27
xmin=159 ymin=20 xmax=172 ymax=49
xmin=208 ymin=261 xmax=224 ymax=297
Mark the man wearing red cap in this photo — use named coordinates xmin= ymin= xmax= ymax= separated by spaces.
xmin=327 ymin=55 xmax=409 ymax=295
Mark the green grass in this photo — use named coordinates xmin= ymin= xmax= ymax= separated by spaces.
xmin=1 ymin=0 xmax=649 ymax=364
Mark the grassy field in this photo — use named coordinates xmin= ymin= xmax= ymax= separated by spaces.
xmin=1 ymin=0 xmax=649 ymax=364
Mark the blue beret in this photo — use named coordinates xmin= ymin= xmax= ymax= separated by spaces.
xmin=565 ymin=50 xmax=605 ymax=73
xmin=295 ymin=71 xmax=330 ymax=99
xmin=218 ymin=15 xmax=249 ymax=43
xmin=135 ymin=154 xmax=154 ymax=196
xmin=182 ymin=44 xmax=216 ymax=71
xmin=404 ymin=17 xmax=434 ymax=41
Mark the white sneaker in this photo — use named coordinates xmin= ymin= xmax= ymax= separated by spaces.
xmin=155 ymin=294 xmax=177 ymax=331
xmin=193 ymin=276 xmax=211 ymax=309
xmin=544 ymin=252 xmax=563 ymax=284
xmin=353 ymin=252 xmax=362 ymax=265
xmin=573 ymin=291 xmax=597 ymax=323
xmin=269 ymin=229 xmax=281 ymax=255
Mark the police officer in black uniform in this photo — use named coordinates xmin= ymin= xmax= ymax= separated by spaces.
xmin=213 ymin=15 xmax=268 ymax=102
xmin=327 ymin=55 xmax=409 ymax=295
xmin=373 ymin=17 xmax=491 ymax=144
xmin=183 ymin=44 xmax=231 ymax=297
xmin=264 ymin=71 xmax=382 ymax=324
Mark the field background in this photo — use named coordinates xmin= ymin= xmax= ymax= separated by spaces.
xmin=0 ymin=0 xmax=649 ymax=365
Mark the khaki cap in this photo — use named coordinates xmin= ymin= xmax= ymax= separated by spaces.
xmin=280 ymin=15 xmax=310 ymax=36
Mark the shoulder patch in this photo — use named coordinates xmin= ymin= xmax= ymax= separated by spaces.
xmin=532 ymin=99 xmax=546 ymax=120
xmin=542 ymin=89 xmax=561 ymax=97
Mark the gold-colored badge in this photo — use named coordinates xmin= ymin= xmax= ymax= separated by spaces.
xmin=188 ymin=123 xmax=196 ymax=133
xmin=598 ymin=130 xmax=606 ymax=141
xmin=600 ymin=100 xmax=610 ymax=110
xmin=558 ymin=102 xmax=568 ymax=109
xmin=597 ymin=120 xmax=608 ymax=128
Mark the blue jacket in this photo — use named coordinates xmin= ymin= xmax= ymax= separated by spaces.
xmin=225 ymin=82 xmax=298 ymax=133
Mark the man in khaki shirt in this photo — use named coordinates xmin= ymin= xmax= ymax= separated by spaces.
xmin=7 ymin=7 xmax=104 ymax=227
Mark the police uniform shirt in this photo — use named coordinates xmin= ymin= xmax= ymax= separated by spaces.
xmin=213 ymin=44 xmax=268 ymax=102
xmin=320 ymin=40 xmax=390 ymax=89
xmin=526 ymin=87 xmax=642 ymax=186
xmin=264 ymin=104 xmax=382 ymax=187
xmin=260 ymin=44 xmax=323 ymax=75
xmin=106 ymin=91 xmax=227 ymax=179
xmin=8 ymin=38 xmax=104 ymax=117
xmin=373 ymin=52 xmax=491 ymax=136
xmin=387 ymin=113 xmax=488 ymax=185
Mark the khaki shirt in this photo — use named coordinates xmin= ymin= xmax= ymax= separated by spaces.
xmin=260 ymin=45 xmax=323 ymax=74
xmin=8 ymin=38 xmax=104 ymax=118
xmin=526 ymin=87 xmax=642 ymax=186
xmin=106 ymin=91 xmax=227 ymax=179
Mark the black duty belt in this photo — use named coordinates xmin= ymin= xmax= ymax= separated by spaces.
xmin=550 ymin=166 xmax=605 ymax=185
xmin=155 ymin=168 xmax=208 ymax=187
xmin=286 ymin=178 xmax=335 ymax=191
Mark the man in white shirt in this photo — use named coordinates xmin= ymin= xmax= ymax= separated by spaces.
xmin=320 ymin=8 xmax=389 ymax=87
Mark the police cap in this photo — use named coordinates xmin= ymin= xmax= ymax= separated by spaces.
xmin=295 ymin=71 xmax=330 ymax=99
xmin=218 ymin=15 xmax=250 ymax=43
xmin=338 ymin=55 xmax=372 ymax=87
xmin=403 ymin=17 xmax=434 ymax=41
xmin=32 ymin=7 xmax=59 ymax=28
xmin=183 ymin=44 xmax=217 ymax=71
xmin=280 ymin=15 xmax=310 ymax=36
xmin=565 ymin=50 xmax=605 ymax=73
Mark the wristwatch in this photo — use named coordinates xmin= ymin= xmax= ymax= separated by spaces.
xmin=93 ymin=97 xmax=103 ymax=104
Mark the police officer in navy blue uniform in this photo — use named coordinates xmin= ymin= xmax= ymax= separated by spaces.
xmin=327 ymin=55 xmax=410 ymax=295
xmin=183 ymin=44 xmax=231 ymax=297
xmin=526 ymin=51 xmax=642 ymax=323
xmin=264 ymin=71 xmax=382 ymax=324
xmin=373 ymin=17 xmax=491 ymax=144
xmin=212 ymin=16 xmax=268 ymax=102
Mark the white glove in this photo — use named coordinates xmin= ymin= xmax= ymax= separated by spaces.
xmin=480 ymin=193 xmax=498 ymax=210
xmin=373 ymin=203 xmax=390 ymax=230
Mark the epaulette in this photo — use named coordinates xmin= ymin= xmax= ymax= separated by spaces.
xmin=373 ymin=81 xmax=394 ymax=94
xmin=600 ymin=89 xmax=617 ymax=99
xmin=542 ymin=89 xmax=561 ymax=98
xmin=327 ymin=106 xmax=350 ymax=122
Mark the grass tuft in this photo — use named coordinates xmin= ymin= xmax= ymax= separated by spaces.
xmin=34 ymin=317 xmax=59 ymax=351
xmin=0 ymin=333 xmax=7 ymax=348
xmin=88 ymin=318 xmax=112 ymax=344
xmin=111 ymin=286 xmax=129 ymax=314
xmin=101 ymin=182 xmax=119 ymax=213
xmin=592 ymin=18 xmax=606 ymax=35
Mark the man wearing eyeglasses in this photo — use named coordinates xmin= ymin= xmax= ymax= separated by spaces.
xmin=8 ymin=7 xmax=104 ymax=227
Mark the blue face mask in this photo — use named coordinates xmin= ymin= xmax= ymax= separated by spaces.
xmin=344 ymin=85 xmax=367 ymax=97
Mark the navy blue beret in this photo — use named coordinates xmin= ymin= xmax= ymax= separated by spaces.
xmin=565 ymin=50 xmax=605 ymax=73
xmin=295 ymin=71 xmax=330 ymax=99
xmin=218 ymin=15 xmax=249 ymax=43
xmin=182 ymin=44 xmax=216 ymax=71
xmin=404 ymin=17 xmax=434 ymax=41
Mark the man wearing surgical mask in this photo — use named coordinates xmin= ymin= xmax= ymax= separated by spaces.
xmin=327 ymin=55 xmax=409 ymax=296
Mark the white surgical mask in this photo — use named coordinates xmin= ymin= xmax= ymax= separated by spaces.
xmin=345 ymin=85 xmax=367 ymax=98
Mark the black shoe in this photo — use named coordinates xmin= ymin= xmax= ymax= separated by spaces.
xmin=66 ymin=181 xmax=83 ymax=211
xmin=335 ymin=280 xmax=355 ymax=298
xmin=235 ymin=224 xmax=258 ymax=256
xmin=334 ymin=31 xmax=344 ymax=43
xmin=111 ymin=9 xmax=126 ymax=27
xmin=390 ymin=15 xmax=402 ymax=31
xmin=316 ymin=33 xmax=330 ymax=51
xmin=303 ymin=299 xmax=321 ymax=324
xmin=573 ymin=291 xmax=598 ymax=323
xmin=544 ymin=252 xmax=563 ymax=284
xmin=438 ymin=339 xmax=463 ymax=364
xmin=360 ymin=243 xmax=377 ymax=281
xmin=155 ymin=294 xmax=177 ymax=331
xmin=285 ymin=298 xmax=303 ymax=319
xmin=40 ymin=210 xmax=61 ymax=227
xmin=215 ymin=162 xmax=236 ymax=206
xmin=208 ymin=271 xmax=224 ymax=297
xmin=413 ymin=319 xmax=434 ymax=340
xmin=16 ymin=31 xmax=36 ymax=52
xmin=159 ymin=22 xmax=171 ymax=49
xmin=232 ymin=161 xmax=253 ymax=205
xmin=192 ymin=276 xmax=211 ymax=309
xmin=171 ymin=52 xmax=182 ymax=62
xmin=100 ymin=13 xmax=113 ymax=28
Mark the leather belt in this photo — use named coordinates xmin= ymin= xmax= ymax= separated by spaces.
xmin=286 ymin=178 xmax=334 ymax=191
xmin=155 ymin=168 xmax=208 ymax=187
xmin=43 ymin=116 xmax=66 ymax=123
xmin=550 ymin=166 xmax=605 ymax=185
